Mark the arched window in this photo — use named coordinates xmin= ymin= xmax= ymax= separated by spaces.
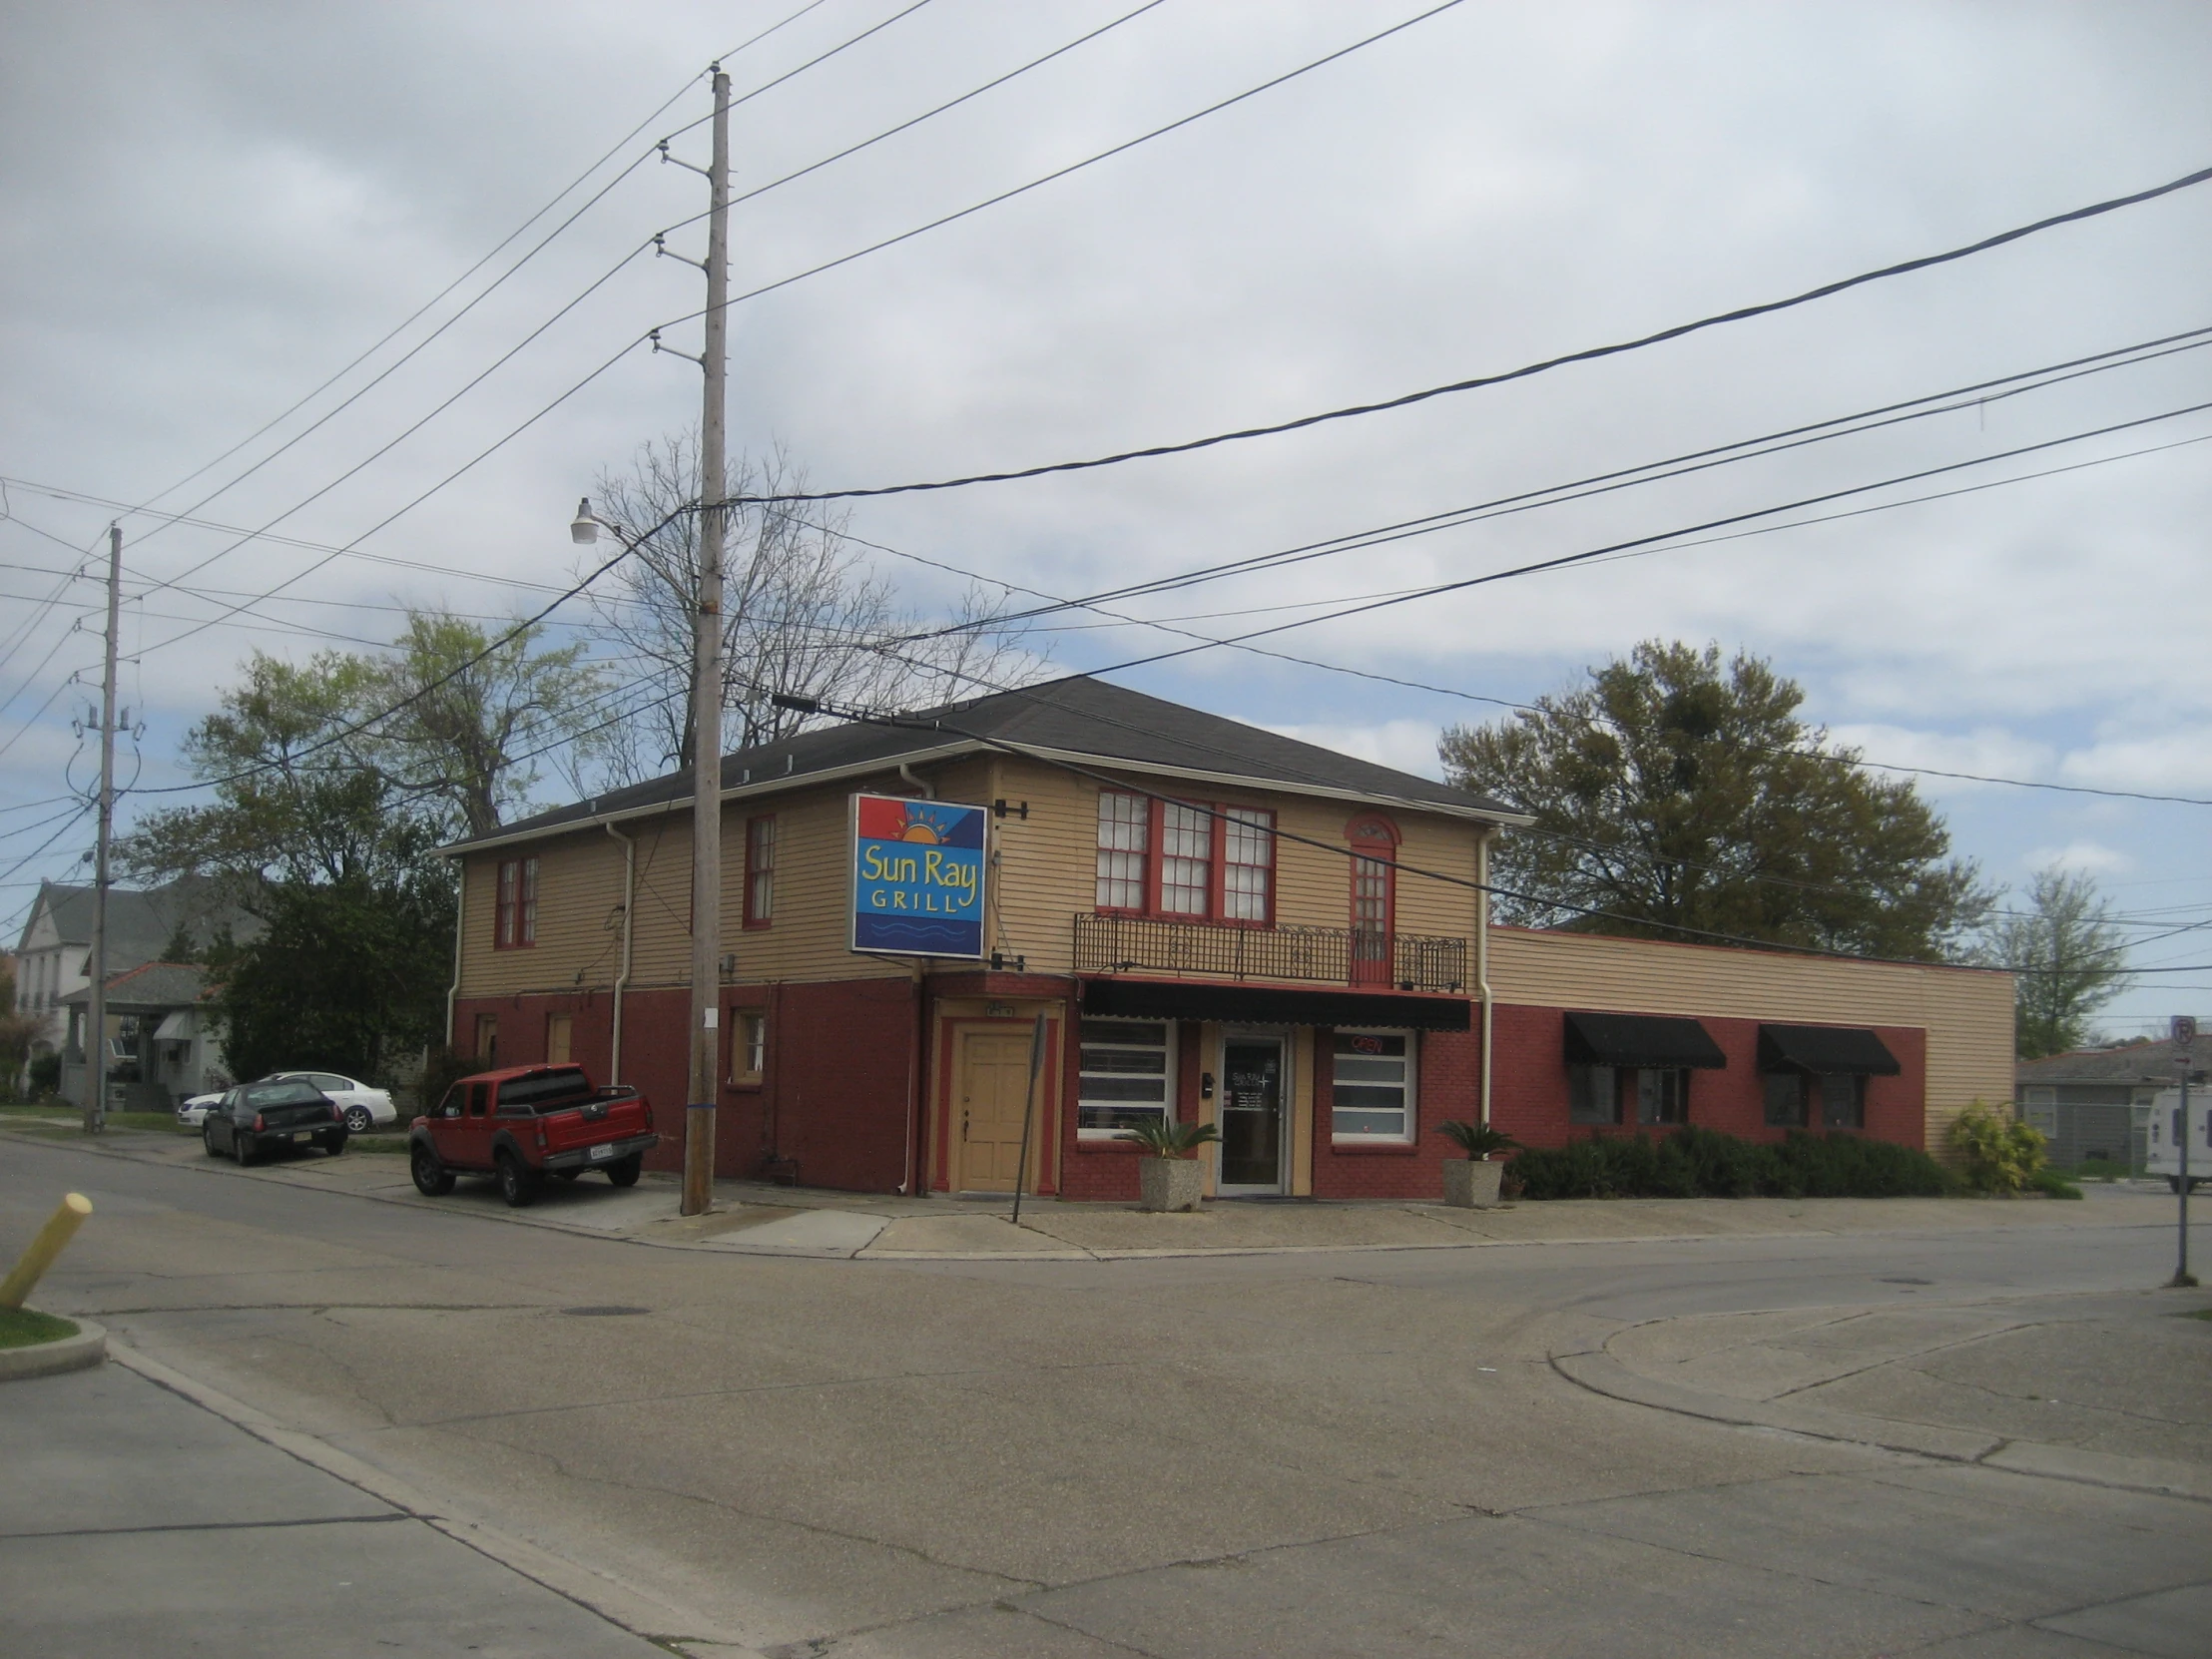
xmin=1345 ymin=815 xmax=1398 ymax=984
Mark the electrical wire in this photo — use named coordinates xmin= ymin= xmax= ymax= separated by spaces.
xmin=704 ymin=162 xmax=2212 ymax=508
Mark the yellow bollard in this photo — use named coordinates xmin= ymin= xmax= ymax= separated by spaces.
xmin=0 ymin=1193 xmax=93 ymax=1311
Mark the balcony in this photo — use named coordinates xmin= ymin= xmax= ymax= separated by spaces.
xmin=1073 ymin=912 xmax=1468 ymax=994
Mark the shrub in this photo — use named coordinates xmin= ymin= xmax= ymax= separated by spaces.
xmin=1510 ymin=1127 xmax=1956 ymax=1201
xmin=2029 ymin=1168 xmax=2084 ymax=1200
xmin=1435 ymin=1120 xmax=1520 ymax=1160
xmin=1947 ymin=1100 xmax=2047 ymax=1194
xmin=1117 ymin=1118 xmax=1221 ymax=1159
xmin=28 ymin=1053 xmax=61 ymax=1097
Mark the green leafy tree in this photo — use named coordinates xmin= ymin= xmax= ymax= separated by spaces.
xmin=1983 ymin=866 xmax=2133 ymax=1058
xmin=1439 ymin=641 xmax=1990 ymax=960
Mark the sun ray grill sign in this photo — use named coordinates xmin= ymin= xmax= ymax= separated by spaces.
xmin=851 ymin=794 xmax=987 ymax=958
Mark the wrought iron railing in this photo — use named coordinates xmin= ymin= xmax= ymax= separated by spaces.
xmin=1072 ymin=913 xmax=1467 ymax=993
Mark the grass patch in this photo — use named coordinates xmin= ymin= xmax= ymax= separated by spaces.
xmin=350 ymin=1133 xmax=410 ymax=1155
xmin=2174 ymin=1309 xmax=2212 ymax=1322
xmin=2060 ymin=1157 xmax=2135 ymax=1183
xmin=2030 ymin=1169 xmax=2084 ymax=1200
xmin=1510 ymin=1126 xmax=1958 ymax=1201
xmin=0 ymin=1106 xmax=191 ymax=1135
xmin=0 ymin=1308 xmax=81 ymax=1349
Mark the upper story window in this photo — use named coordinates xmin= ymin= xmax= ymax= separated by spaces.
xmin=1096 ymin=793 xmax=1149 ymax=910
xmin=1095 ymin=791 xmax=1275 ymax=923
xmin=1159 ymin=804 xmax=1211 ymax=914
xmin=745 ymin=815 xmax=776 ymax=927
xmin=495 ymin=856 xmax=538 ymax=948
xmin=1346 ymin=813 xmax=1397 ymax=982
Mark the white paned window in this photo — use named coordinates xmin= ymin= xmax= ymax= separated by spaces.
xmin=1078 ymin=1019 xmax=1174 ymax=1136
xmin=1223 ymin=809 xmax=1273 ymax=921
xmin=1159 ymin=803 xmax=1211 ymax=915
xmin=1096 ymin=793 xmax=1148 ymax=909
xmin=1332 ymin=1029 xmax=1414 ymax=1140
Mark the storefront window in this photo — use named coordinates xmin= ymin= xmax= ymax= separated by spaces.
xmin=1636 ymin=1069 xmax=1688 ymax=1126
xmin=1332 ymin=1029 xmax=1413 ymax=1140
xmin=1570 ymin=1063 xmax=1618 ymax=1124
xmin=1078 ymin=1019 xmax=1173 ymax=1136
xmin=1764 ymin=1072 xmax=1806 ymax=1127
xmin=1819 ymin=1073 xmax=1865 ymax=1130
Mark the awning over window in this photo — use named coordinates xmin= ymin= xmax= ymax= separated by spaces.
xmin=1080 ymin=978 xmax=1470 ymax=1032
xmin=152 ymin=1011 xmax=194 ymax=1041
xmin=1562 ymin=1011 xmax=1726 ymax=1070
xmin=1758 ymin=1023 xmax=1901 ymax=1076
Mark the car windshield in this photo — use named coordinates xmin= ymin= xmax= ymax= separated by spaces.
xmin=495 ymin=1067 xmax=595 ymax=1114
xmin=241 ymin=1081 xmax=325 ymax=1108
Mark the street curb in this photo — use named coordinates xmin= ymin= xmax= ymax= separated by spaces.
xmin=104 ymin=1342 xmax=766 ymax=1654
xmin=1548 ymin=1337 xmax=2212 ymax=1504
xmin=5 ymin=1123 xmax=2178 ymax=1264
xmin=0 ymin=1317 xmax=106 ymax=1382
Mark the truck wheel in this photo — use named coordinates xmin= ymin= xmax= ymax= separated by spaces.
xmin=410 ymin=1144 xmax=455 ymax=1197
xmin=607 ymin=1154 xmax=644 ymax=1188
xmin=496 ymin=1150 xmax=541 ymax=1209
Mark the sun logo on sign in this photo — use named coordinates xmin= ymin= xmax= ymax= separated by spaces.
xmin=887 ymin=803 xmax=961 ymax=844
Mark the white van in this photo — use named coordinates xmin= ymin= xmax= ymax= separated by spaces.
xmin=2146 ymin=1087 xmax=2211 ymax=1192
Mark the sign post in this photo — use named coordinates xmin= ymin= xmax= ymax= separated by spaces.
xmin=2172 ymin=1015 xmax=2197 ymax=1289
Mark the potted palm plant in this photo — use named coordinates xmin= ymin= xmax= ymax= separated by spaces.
xmin=1436 ymin=1120 xmax=1519 ymax=1208
xmin=1119 ymin=1117 xmax=1221 ymax=1212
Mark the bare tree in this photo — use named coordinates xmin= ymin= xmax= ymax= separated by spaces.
xmin=583 ymin=433 xmax=1040 ymax=785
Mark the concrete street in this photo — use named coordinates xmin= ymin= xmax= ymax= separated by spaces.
xmin=2 ymin=1130 xmax=2206 ymax=1657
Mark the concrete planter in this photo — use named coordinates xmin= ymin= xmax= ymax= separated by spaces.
xmin=1139 ymin=1157 xmax=1205 ymax=1213
xmin=0 ymin=1316 xmax=106 ymax=1382
xmin=1441 ymin=1158 xmax=1503 ymax=1209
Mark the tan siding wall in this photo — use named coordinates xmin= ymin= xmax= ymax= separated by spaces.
xmin=982 ymin=757 xmax=1486 ymax=973
xmin=1489 ymin=928 xmax=2014 ymax=1152
xmin=456 ymin=761 xmax=1006 ymax=1001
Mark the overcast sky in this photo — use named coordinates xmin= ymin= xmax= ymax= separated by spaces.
xmin=3 ymin=0 xmax=2208 ymax=1029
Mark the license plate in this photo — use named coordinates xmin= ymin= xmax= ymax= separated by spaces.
xmin=292 ymin=1132 xmax=312 ymax=1142
xmin=588 ymin=1143 xmax=615 ymax=1161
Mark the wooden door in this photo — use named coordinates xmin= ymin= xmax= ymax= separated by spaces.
xmin=545 ymin=1013 xmax=572 ymax=1065
xmin=956 ymin=1030 xmax=1035 ymax=1193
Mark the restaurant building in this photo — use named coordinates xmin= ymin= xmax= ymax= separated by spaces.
xmin=443 ymin=677 xmax=2012 ymax=1200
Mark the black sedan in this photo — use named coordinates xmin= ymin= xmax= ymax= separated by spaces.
xmin=202 ymin=1079 xmax=347 ymax=1164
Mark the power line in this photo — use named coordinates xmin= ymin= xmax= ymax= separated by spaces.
xmin=896 ymin=326 xmax=2212 ymax=638
xmin=705 ymin=162 xmax=2212 ymax=508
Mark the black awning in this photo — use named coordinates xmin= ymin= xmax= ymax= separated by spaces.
xmin=1080 ymin=978 xmax=1470 ymax=1032
xmin=1562 ymin=1011 xmax=1726 ymax=1070
xmin=1758 ymin=1023 xmax=1901 ymax=1076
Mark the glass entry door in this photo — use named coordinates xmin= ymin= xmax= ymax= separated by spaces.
xmin=1219 ymin=1035 xmax=1286 ymax=1192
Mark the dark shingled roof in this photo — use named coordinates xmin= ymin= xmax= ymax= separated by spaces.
xmin=16 ymin=874 xmax=256 ymax=959
xmin=2016 ymin=1044 xmax=2196 ymax=1087
xmin=59 ymin=960 xmax=208 ymax=1011
xmin=448 ymin=675 xmax=1524 ymax=852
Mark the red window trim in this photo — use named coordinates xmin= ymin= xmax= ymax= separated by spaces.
xmin=493 ymin=856 xmax=538 ymax=949
xmin=1096 ymin=792 xmax=1275 ymax=926
xmin=743 ymin=815 xmax=776 ymax=930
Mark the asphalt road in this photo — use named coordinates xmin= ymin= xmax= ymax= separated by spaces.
xmin=4 ymin=1135 xmax=2206 ymax=1658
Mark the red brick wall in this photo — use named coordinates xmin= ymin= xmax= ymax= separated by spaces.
xmin=1489 ymin=1003 xmax=1928 ymax=1152
xmin=454 ymin=978 xmax=918 ymax=1190
xmin=1311 ymin=1026 xmax=1480 ymax=1202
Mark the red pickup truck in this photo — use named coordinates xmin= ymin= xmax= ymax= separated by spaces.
xmin=408 ymin=1064 xmax=658 ymax=1208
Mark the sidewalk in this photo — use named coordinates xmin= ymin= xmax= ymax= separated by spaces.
xmin=1552 ymin=1287 xmax=2212 ymax=1502
xmin=0 ymin=1352 xmax=729 ymax=1656
xmin=4 ymin=1114 xmax=2179 ymax=1261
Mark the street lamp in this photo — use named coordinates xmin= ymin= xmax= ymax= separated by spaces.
xmin=571 ymin=497 xmax=602 ymax=546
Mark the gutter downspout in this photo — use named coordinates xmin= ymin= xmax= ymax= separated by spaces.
xmin=897 ymin=762 xmax=935 ymax=799
xmin=606 ymin=822 xmax=635 ymax=1085
xmin=445 ymin=865 xmax=464 ymax=1050
xmin=1477 ymin=825 xmax=1497 ymax=1129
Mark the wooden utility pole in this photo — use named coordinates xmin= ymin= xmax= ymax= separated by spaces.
xmin=82 ymin=524 xmax=122 ymax=1135
xmin=683 ymin=64 xmax=732 ymax=1217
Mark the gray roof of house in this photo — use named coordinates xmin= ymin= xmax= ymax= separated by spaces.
xmin=59 ymin=960 xmax=208 ymax=1011
xmin=448 ymin=675 xmax=1525 ymax=853
xmin=17 ymin=874 xmax=254 ymax=958
xmin=2017 ymin=1045 xmax=2197 ymax=1087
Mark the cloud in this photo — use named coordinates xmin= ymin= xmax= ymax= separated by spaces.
xmin=1263 ymin=719 xmax=1444 ymax=781
xmin=2020 ymin=840 xmax=2134 ymax=876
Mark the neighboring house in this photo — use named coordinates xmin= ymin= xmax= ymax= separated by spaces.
xmin=11 ymin=875 xmax=255 ymax=1093
xmin=58 ymin=961 xmax=228 ymax=1110
xmin=443 ymin=676 xmax=2015 ymax=1199
xmin=2016 ymin=1043 xmax=2205 ymax=1171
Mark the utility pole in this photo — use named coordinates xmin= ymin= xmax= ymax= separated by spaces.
xmin=2173 ymin=1015 xmax=2197 ymax=1289
xmin=82 ymin=523 xmax=122 ymax=1135
xmin=682 ymin=63 xmax=733 ymax=1217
